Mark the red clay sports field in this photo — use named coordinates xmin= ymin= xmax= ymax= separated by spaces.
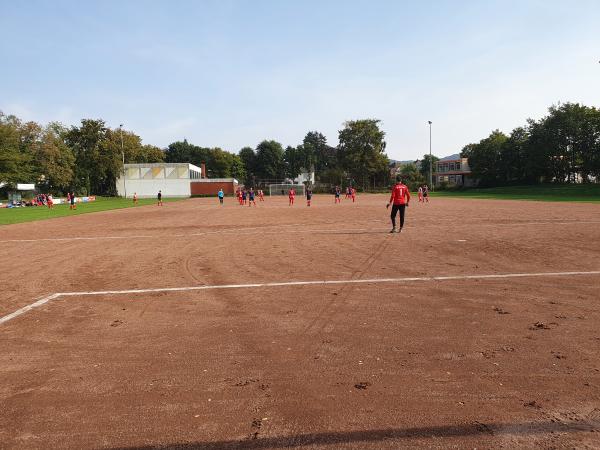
xmin=1 ymin=194 xmax=599 ymax=448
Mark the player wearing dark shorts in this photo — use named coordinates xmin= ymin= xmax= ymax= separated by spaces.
xmin=306 ymin=187 xmax=312 ymax=207
xmin=248 ymin=188 xmax=256 ymax=206
xmin=386 ymin=177 xmax=410 ymax=233
xmin=157 ymin=190 xmax=163 ymax=206
xmin=334 ymin=186 xmax=341 ymax=204
xmin=70 ymin=192 xmax=76 ymax=210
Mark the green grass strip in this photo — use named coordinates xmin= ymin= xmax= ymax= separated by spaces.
xmin=430 ymin=184 xmax=600 ymax=203
xmin=0 ymin=197 xmax=184 ymax=225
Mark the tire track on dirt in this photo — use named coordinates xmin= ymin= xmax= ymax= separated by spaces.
xmin=277 ymin=235 xmax=393 ymax=442
xmin=296 ymin=234 xmax=393 ymax=347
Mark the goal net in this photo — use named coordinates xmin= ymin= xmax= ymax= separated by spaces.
xmin=268 ymin=183 xmax=306 ymax=196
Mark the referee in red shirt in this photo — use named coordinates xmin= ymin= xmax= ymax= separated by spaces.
xmin=386 ymin=176 xmax=411 ymax=233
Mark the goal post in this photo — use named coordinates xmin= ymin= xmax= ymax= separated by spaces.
xmin=268 ymin=183 xmax=306 ymax=196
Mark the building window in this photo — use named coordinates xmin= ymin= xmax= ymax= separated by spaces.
xmin=126 ymin=168 xmax=140 ymax=179
xmin=141 ymin=168 xmax=152 ymax=180
xmin=177 ymin=167 xmax=189 ymax=179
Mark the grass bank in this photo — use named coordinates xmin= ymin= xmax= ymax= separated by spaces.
xmin=0 ymin=197 xmax=183 ymax=225
xmin=430 ymin=184 xmax=600 ymax=203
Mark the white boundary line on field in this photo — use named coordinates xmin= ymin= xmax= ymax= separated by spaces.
xmin=2 ymin=270 xmax=599 ymax=326
xmin=3 ymin=220 xmax=600 ymax=243
xmin=0 ymin=221 xmax=328 ymax=243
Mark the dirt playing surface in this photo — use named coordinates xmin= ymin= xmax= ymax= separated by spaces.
xmin=1 ymin=194 xmax=600 ymax=449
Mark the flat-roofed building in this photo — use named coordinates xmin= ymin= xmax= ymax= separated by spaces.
xmin=116 ymin=163 xmax=202 ymax=198
xmin=434 ymin=154 xmax=476 ymax=187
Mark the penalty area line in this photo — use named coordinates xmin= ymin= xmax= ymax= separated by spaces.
xmin=1 ymin=270 xmax=600 ymax=327
xmin=4 ymin=220 xmax=600 ymax=244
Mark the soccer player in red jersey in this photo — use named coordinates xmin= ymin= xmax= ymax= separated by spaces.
xmin=351 ymin=187 xmax=356 ymax=203
xmin=288 ymin=188 xmax=295 ymax=206
xmin=386 ymin=177 xmax=410 ymax=233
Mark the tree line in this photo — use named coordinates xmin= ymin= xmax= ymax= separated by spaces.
xmin=461 ymin=103 xmax=600 ymax=186
xmin=1 ymin=113 xmax=392 ymax=196
xmin=0 ymin=114 xmax=165 ymax=195
xmin=167 ymin=120 xmax=390 ymax=191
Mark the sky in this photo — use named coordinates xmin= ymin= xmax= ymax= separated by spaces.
xmin=1 ymin=0 xmax=599 ymax=160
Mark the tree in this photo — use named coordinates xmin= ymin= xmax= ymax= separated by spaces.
xmin=498 ymin=127 xmax=528 ymax=184
xmin=460 ymin=130 xmax=507 ymax=187
xmin=164 ymin=139 xmax=195 ymax=163
xmin=337 ymin=119 xmax=388 ymax=190
xmin=255 ymin=140 xmax=285 ymax=180
xmin=34 ymin=123 xmax=74 ymax=193
xmin=529 ymin=103 xmax=600 ymax=183
xmin=0 ymin=112 xmax=35 ymax=186
xmin=137 ymin=145 xmax=165 ymax=163
xmin=418 ymin=154 xmax=439 ymax=183
xmin=209 ymin=148 xmax=232 ymax=178
xmin=64 ymin=119 xmax=112 ymax=194
xmin=165 ymin=140 xmax=245 ymax=179
xmin=283 ymin=145 xmax=303 ymax=179
xmin=303 ymin=131 xmax=337 ymax=174
xmin=229 ymin=154 xmax=246 ymax=181
xmin=238 ymin=146 xmax=256 ymax=185
xmin=399 ymin=163 xmax=426 ymax=191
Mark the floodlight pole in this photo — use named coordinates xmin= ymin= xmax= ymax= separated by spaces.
xmin=428 ymin=121 xmax=433 ymax=191
xmin=120 ymin=124 xmax=127 ymax=198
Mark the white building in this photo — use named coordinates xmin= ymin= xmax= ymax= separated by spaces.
xmin=117 ymin=163 xmax=202 ymax=198
xmin=434 ymin=154 xmax=475 ymax=187
xmin=292 ymin=168 xmax=315 ymax=185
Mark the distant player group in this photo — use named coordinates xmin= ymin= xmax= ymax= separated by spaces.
xmin=231 ymin=185 xmax=358 ymax=208
xmin=235 ymin=188 xmax=265 ymax=206
xmin=151 ymin=177 xmax=430 ymax=234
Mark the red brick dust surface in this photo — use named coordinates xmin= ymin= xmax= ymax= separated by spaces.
xmin=1 ymin=194 xmax=600 ymax=449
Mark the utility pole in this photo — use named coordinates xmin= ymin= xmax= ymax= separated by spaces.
xmin=120 ymin=124 xmax=127 ymax=198
xmin=428 ymin=121 xmax=433 ymax=191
